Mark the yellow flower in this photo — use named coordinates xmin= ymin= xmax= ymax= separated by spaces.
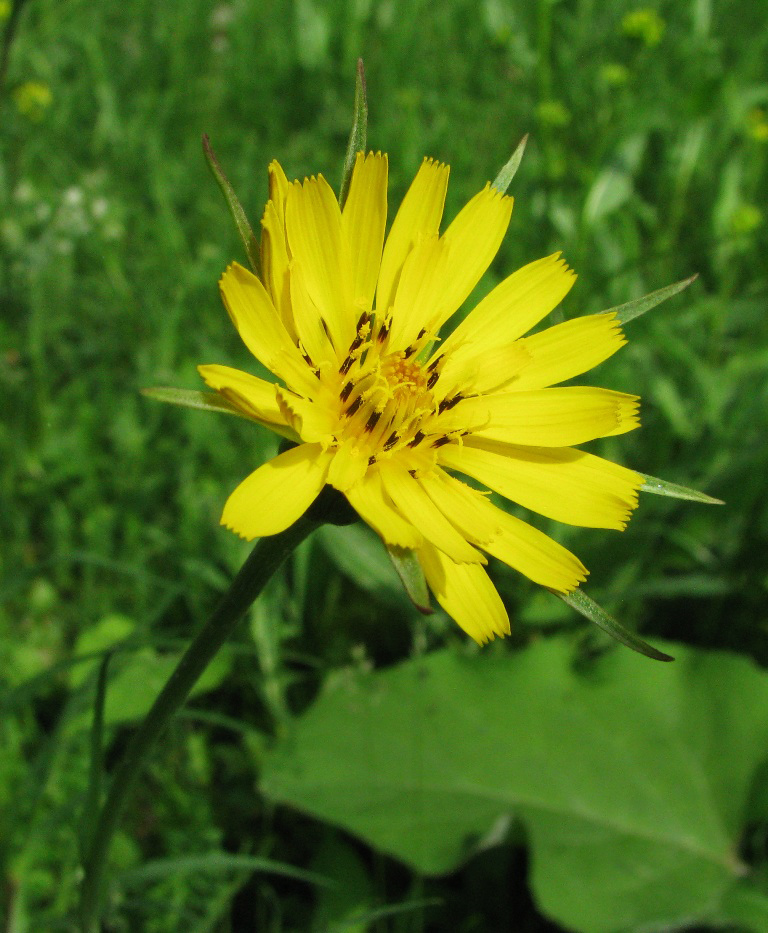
xmin=201 ymin=154 xmax=642 ymax=643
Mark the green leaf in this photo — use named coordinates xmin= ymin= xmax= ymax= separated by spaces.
xmin=141 ymin=387 xmax=299 ymax=440
xmin=339 ymin=59 xmax=368 ymax=210
xmin=79 ymin=651 xmax=112 ymax=860
xmin=386 ymin=545 xmax=432 ymax=614
xmin=319 ymin=525 xmax=414 ymax=608
xmin=491 ymin=134 xmax=528 ymax=193
xmin=552 ymin=588 xmax=674 ymax=661
xmin=202 ymin=133 xmax=261 ymax=274
xmin=118 ymin=852 xmax=334 ymax=889
xmin=262 ymin=638 xmax=768 ymax=932
xmin=600 ymin=274 xmax=698 ymax=324
xmin=640 ymin=472 xmax=725 ymax=504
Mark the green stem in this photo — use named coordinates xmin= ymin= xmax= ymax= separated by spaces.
xmin=78 ymin=514 xmax=319 ymax=932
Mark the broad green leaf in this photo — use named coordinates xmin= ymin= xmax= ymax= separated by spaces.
xmin=641 ymin=472 xmax=725 ymax=504
xmin=386 ymin=545 xmax=432 ymax=614
xmin=600 ymin=274 xmax=698 ymax=324
xmin=202 ymin=133 xmax=261 ymax=274
xmin=262 ymin=638 xmax=768 ymax=932
xmin=339 ymin=59 xmax=368 ymax=210
xmin=491 ymin=135 xmax=528 ymax=193
xmin=552 ymin=587 xmax=674 ymax=661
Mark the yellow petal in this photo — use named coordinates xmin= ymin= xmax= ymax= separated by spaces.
xmin=197 ymin=363 xmax=285 ymax=425
xmin=275 ymin=386 xmax=336 ymax=445
xmin=218 ymin=262 xmax=318 ymax=397
xmin=327 ymin=437 xmax=370 ymax=491
xmin=285 ymin=174 xmax=353 ymax=354
xmin=387 ymin=234 xmax=447 ymax=350
xmin=267 ymin=160 xmax=290 ymax=219
xmin=509 ymin=312 xmax=627 ymax=391
xmin=419 ymin=542 xmax=509 ymax=644
xmin=437 ymin=341 xmax=531 ymax=397
xmin=437 ymin=253 xmax=576 ymax=364
xmin=289 ymin=259 xmax=337 ymax=368
xmin=439 ymin=438 xmax=642 ymax=530
xmin=222 ymin=443 xmax=330 ymax=539
xmin=466 ymin=387 xmax=640 ymax=447
xmin=345 ymin=469 xmax=423 ymax=549
xmin=425 ymin=183 xmax=514 ymax=333
xmin=418 ymin=469 xmax=502 ymax=545
xmin=483 ymin=510 xmax=588 ymax=592
xmin=379 ymin=463 xmax=484 ymax=563
xmin=342 ymin=152 xmax=388 ymax=313
xmin=377 ymin=157 xmax=450 ymax=314
xmin=260 ymin=200 xmax=293 ymax=333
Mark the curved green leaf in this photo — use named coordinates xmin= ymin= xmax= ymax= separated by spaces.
xmin=202 ymin=133 xmax=261 ymax=274
xmin=552 ymin=587 xmax=674 ymax=661
xmin=387 ymin=545 xmax=432 ymax=614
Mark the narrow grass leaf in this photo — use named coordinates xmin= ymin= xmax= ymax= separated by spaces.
xmin=141 ymin=387 xmax=249 ymax=418
xmin=552 ymin=588 xmax=674 ymax=662
xmin=334 ymin=898 xmax=443 ymax=930
xmin=601 ymin=275 xmax=698 ymax=324
xmin=492 ymin=134 xmax=529 ymax=193
xmin=79 ymin=651 xmax=112 ymax=861
xmin=339 ymin=59 xmax=368 ymax=210
xmin=387 ymin=545 xmax=432 ymax=614
xmin=202 ymin=133 xmax=261 ymax=274
xmin=119 ymin=853 xmax=335 ymax=888
xmin=641 ymin=473 xmax=724 ymax=505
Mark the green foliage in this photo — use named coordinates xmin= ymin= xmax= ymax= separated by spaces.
xmin=263 ymin=637 xmax=768 ymax=931
xmin=1 ymin=0 xmax=766 ymax=928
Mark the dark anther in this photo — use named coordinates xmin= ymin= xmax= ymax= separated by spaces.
xmin=439 ymin=394 xmax=462 ymax=414
xmin=417 ymin=328 xmax=426 ymax=339
xmin=339 ymin=380 xmax=354 ymax=403
xmin=383 ymin=431 xmax=399 ymax=450
xmin=365 ymin=410 xmax=382 ymax=432
xmin=432 ymin=436 xmax=451 ymax=448
xmin=368 ymin=455 xmax=377 ymax=465
xmin=356 ymin=311 xmax=371 ymax=331
xmin=339 ymin=355 xmax=354 ymax=376
xmin=427 ymin=356 xmax=441 ymax=371
xmin=427 ymin=371 xmax=440 ymax=390
xmin=378 ymin=320 xmax=390 ymax=341
xmin=408 ymin=430 xmax=426 ymax=447
xmin=348 ymin=333 xmax=364 ymax=354
xmin=347 ymin=396 xmax=363 ymax=417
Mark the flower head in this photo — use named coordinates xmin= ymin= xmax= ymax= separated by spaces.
xmin=200 ymin=153 xmax=642 ymax=643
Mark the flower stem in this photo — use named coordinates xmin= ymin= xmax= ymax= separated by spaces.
xmin=78 ymin=514 xmax=319 ymax=932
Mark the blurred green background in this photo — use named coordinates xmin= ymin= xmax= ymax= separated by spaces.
xmin=2 ymin=0 xmax=767 ymax=929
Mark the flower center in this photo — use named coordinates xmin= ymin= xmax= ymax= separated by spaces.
xmin=331 ymin=314 xmax=447 ymax=466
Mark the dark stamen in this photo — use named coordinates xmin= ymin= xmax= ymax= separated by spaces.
xmin=347 ymin=396 xmax=363 ymax=417
xmin=427 ymin=371 xmax=440 ymax=390
xmin=408 ymin=430 xmax=426 ymax=447
xmin=339 ymin=355 xmax=354 ymax=376
xmin=383 ymin=431 xmax=399 ymax=450
xmin=439 ymin=394 xmax=462 ymax=414
xmin=348 ymin=333 xmax=364 ymax=354
xmin=378 ymin=320 xmax=390 ymax=342
xmin=356 ymin=311 xmax=371 ymax=331
xmin=365 ymin=410 xmax=382 ymax=432
xmin=339 ymin=380 xmax=354 ymax=403
xmin=432 ymin=436 xmax=451 ymax=448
